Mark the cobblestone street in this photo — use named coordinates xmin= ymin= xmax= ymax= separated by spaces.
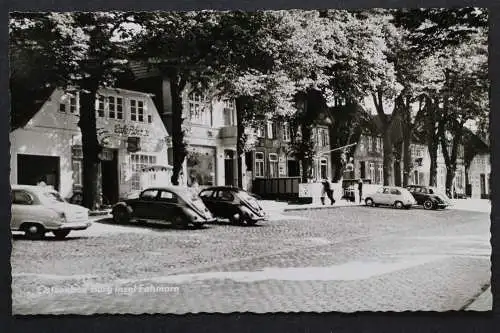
xmin=11 ymin=205 xmax=491 ymax=314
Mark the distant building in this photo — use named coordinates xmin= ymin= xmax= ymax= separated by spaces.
xmin=10 ymin=88 xmax=171 ymax=203
xmin=468 ymin=153 xmax=491 ymax=199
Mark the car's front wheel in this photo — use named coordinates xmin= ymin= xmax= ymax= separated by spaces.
xmin=173 ymin=215 xmax=189 ymax=229
xmin=365 ymin=198 xmax=374 ymax=207
xmin=112 ymin=206 xmax=130 ymax=224
xmin=53 ymin=230 xmax=70 ymax=239
xmin=394 ymin=201 xmax=404 ymax=209
xmin=423 ymin=200 xmax=435 ymax=210
xmin=23 ymin=223 xmax=45 ymax=240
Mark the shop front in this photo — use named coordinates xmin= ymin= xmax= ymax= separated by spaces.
xmin=10 ymin=88 xmax=172 ymax=204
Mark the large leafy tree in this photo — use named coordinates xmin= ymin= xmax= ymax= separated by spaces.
xmin=135 ymin=10 xmax=295 ymax=186
xmin=437 ymin=33 xmax=488 ymax=194
xmin=392 ymin=8 xmax=488 ymax=187
xmin=10 ymin=12 xmax=142 ymax=209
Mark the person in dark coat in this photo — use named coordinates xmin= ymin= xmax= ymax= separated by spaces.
xmin=358 ymin=179 xmax=363 ymax=203
xmin=321 ymin=179 xmax=335 ymax=205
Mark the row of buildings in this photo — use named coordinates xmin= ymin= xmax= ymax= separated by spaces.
xmin=9 ymin=64 xmax=491 ymax=203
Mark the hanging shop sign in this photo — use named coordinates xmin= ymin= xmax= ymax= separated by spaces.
xmin=127 ymin=137 xmax=141 ymax=153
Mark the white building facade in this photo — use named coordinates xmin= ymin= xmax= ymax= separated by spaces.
xmin=180 ymin=88 xmax=240 ymax=188
xmin=10 ymin=88 xmax=171 ymax=203
xmin=468 ymin=153 xmax=491 ymax=199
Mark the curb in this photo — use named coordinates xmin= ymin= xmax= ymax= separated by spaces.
xmin=283 ymin=204 xmax=362 ymax=212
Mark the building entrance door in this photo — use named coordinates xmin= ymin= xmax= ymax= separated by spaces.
xmin=101 ymin=149 xmax=119 ymax=205
xmin=224 ymin=150 xmax=235 ymax=186
xmin=480 ymin=173 xmax=486 ymax=197
xmin=17 ymin=154 xmax=60 ymax=190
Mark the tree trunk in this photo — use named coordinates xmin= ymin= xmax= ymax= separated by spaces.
xmin=235 ymin=96 xmax=245 ymax=188
xmin=426 ymin=99 xmax=439 ymax=187
xmin=382 ymin=131 xmax=394 ymax=186
xmin=445 ymin=165 xmax=456 ymax=196
xmin=394 ymin=142 xmax=402 ymax=187
xmin=428 ymin=142 xmax=438 ymax=187
xmin=78 ymin=88 xmax=100 ymax=210
xmin=402 ymin=132 xmax=412 ymax=187
xmin=169 ymin=73 xmax=187 ymax=186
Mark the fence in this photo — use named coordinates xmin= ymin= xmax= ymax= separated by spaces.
xmin=252 ymin=177 xmax=301 ymax=200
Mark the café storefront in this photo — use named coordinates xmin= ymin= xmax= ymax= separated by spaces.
xmin=10 ymin=88 xmax=172 ymax=204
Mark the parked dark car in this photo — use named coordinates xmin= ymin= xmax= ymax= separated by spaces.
xmin=111 ymin=187 xmax=216 ymax=228
xmin=199 ymin=186 xmax=268 ymax=226
xmin=406 ymin=185 xmax=451 ymax=210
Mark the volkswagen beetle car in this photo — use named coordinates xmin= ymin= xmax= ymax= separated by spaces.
xmin=11 ymin=185 xmax=91 ymax=239
xmin=406 ymin=185 xmax=451 ymax=210
xmin=364 ymin=186 xmax=417 ymax=209
xmin=199 ymin=186 xmax=268 ymax=225
xmin=112 ymin=187 xmax=216 ymax=228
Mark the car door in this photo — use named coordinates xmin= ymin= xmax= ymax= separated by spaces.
xmin=199 ymin=189 xmax=216 ymax=213
xmin=11 ymin=190 xmax=36 ymax=230
xmin=415 ymin=187 xmax=427 ymax=204
xmin=153 ymin=190 xmax=179 ymax=223
xmin=390 ymin=188 xmax=402 ymax=204
xmin=379 ymin=187 xmax=392 ymax=205
xmin=214 ymin=189 xmax=237 ymax=218
xmin=131 ymin=189 xmax=159 ymax=219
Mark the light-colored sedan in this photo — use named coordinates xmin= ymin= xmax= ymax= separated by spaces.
xmin=11 ymin=185 xmax=91 ymax=239
xmin=364 ymin=186 xmax=417 ymax=209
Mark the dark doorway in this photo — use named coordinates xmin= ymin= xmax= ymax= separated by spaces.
xmin=101 ymin=150 xmax=119 ymax=205
xmin=224 ymin=150 xmax=235 ymax=186
xmin=287 ymin=160 xmax=299 ymax=177
xmin=17 ymin=154 xmax=60 ymax=190
xmin=480 ymin=173 xmax=486 ymax=196
xmin=360 ymin=161 xmax=366 ymax=179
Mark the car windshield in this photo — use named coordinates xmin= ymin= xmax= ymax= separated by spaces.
xmin=42 ymin=191 xmax=65 ymax=203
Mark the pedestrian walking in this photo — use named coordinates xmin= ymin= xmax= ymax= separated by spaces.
xmin=358 ymin=179 xmax=363 ymax=203
xmin=321 ymin=178 xmax=335 ymax=205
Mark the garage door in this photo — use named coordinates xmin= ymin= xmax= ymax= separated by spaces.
xmin=17 ymin=154 xmax=60 ymax=191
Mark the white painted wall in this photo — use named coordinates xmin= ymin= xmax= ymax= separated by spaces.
xmin=10 ymin=88 xmax=171 ymax=198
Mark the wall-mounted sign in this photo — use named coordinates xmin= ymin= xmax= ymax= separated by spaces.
xmin=115 ymin=124 xmax=150 ymax=137
xmin=127 ymin=137 xmax=141 ymax=152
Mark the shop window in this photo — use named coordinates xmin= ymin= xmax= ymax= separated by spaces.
xmin=186 ymin=146 xmax=216 ymax=186
xmin=72 ymin=159 xmax=82 ymax=186
xmin=130 ymin=154 xmax=157 ymax=190
xmin=12 ymin=190 xmax=33 ymax=205
xmin=255 ymin=152 xmax=265 ymax=177
xmin=269 ymin=153 xmax=278 ymax=178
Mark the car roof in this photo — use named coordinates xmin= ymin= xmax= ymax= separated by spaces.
xmin=200 ymin=186 xmax=240 ymax=192
xmin=11 ymin=185 xmax=52 ymax=193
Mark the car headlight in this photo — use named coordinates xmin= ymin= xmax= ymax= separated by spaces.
xmin=58 ymin=212 xmax=67 ymax=223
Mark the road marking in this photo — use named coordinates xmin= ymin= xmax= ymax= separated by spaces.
xmin=116 ymin=255 xmax=447 ymax=284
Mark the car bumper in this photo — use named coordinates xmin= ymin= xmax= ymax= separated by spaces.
xmin=201 ymin=217 xmax=218 ymax=224
xmin=52 ymin=221 xmax=92 ymax=231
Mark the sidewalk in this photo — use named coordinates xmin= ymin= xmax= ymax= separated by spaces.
xmin=259 ymin=198 xmax=491 ymax=214
xmin=465 ymin=286 xmax=492 ymax=311
xmin=449 ymin=199 xmax=491 ymax=214
xmin=259 ymin=199 xmax=362 ymax=214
